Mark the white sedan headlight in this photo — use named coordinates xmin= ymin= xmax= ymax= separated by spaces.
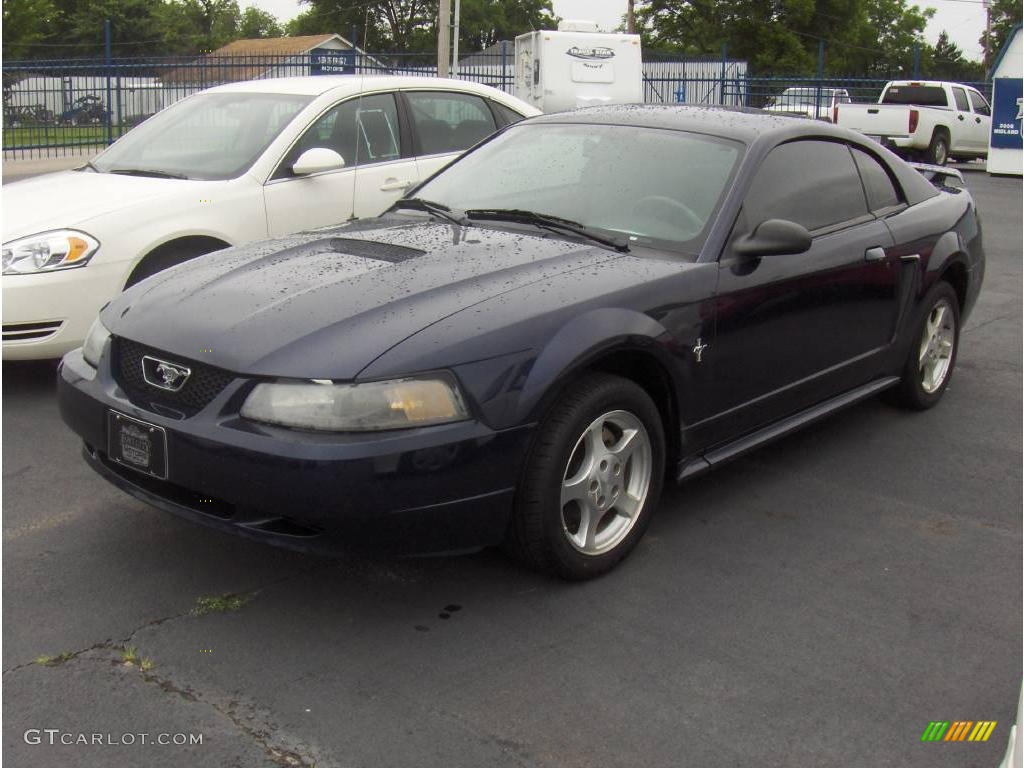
xmin=241 ymin=376 xmax=470 ymax=432
xmin=81 ymin=317 xmax=111 ymax=367
xmin=2 ymin=229 xmax=100 ymax=274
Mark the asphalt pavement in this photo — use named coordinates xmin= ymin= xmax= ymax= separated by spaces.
xmin=2 ymin=170 xmax=1021 ymax=768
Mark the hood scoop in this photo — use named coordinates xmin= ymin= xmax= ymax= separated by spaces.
xmin=326 ymin=237 xmax=426 ymax=263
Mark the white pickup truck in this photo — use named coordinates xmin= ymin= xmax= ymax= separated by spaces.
xmin=835 ymin=80 xmax=991 ymax=165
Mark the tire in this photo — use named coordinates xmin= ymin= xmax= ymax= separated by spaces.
xmin=505 ymin=373 xmax=665 ymax=580
xmin=893 ymin=281 xmax=960 ymax=410
xmin=924 ymin=131 xmax=949 ymax=166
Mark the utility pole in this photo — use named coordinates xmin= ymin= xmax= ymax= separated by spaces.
xmin=627 ymin=0 xmax=636 ymax=34
xmin=452 ymin=0 xmax=461 ymax=78
xmin=983 ymin=0 xmax=992 ymax=68
xmin=438 ymin=0 xmax=451 ymax=78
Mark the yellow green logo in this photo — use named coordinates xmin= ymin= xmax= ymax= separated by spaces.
xmin=921 ymin=721 xmax=997 ymax=742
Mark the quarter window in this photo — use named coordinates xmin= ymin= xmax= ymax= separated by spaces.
xmin=490 ymin=101 xmax=526 ymax=127
xmin=405 ymin=91 xmax=497 ymax=155
xmin=851 ymin=147 xmax=903 ymax=212
xmin=741 ymin=140 xmax=869 ymax=232
xmin=276 ymin=93 xmax=400 ymax=179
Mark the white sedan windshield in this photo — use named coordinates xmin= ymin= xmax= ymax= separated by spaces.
xmin=93 ymin=92 xmax=313 ymax=180
xmin=414 ymin=123 xmax=742 ymax=252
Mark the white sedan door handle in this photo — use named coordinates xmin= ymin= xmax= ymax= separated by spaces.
xmin=380 ymin=178 xmax=413 ymax=192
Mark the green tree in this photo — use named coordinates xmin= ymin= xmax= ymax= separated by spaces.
xmin=456 ymin=0 xmax=557 ymax=52
xmin=980 ymin=0 xmax=1023 ymax=67
xmin=238 ymin=6 xmax=282 ymax=38
xmin=2 ymin=0 xmax=58 ymax=59
xmin=926 ymin=30 xmax=985 ymax=81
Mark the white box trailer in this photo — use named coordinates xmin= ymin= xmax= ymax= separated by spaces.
xmin=514 ymin=21 xmax=642 ymax=113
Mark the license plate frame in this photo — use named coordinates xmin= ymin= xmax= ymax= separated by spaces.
xmin=107 ymin=410 xmax=168 ymax=480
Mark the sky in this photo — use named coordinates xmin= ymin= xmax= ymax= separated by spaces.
xmin=247 ymin=0 xmax=988 ymax=61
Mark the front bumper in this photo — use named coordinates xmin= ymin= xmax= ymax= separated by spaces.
xmin=3 ymin=260 xmax=126 ymax=360
xmin=58 ymin=348 xmax=533 ymax=556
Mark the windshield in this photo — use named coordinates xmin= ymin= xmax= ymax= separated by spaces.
xmin=413 ymin=123 xmax=742 ymax=253
xmin=93 ymin=92 xmax=313 ymax=180
xmin=774 ymin=88 xmax=839 ymax=107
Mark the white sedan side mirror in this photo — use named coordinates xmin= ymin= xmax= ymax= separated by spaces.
xmin=292 ymin=148 xmax=345 ymax=176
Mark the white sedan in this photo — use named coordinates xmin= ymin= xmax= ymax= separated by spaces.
xmin=2 ymin=76 xmax=539 ymax=359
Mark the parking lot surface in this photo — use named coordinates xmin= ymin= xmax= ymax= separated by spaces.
xmin=3 ymin=169 xmax=1021 ymax=768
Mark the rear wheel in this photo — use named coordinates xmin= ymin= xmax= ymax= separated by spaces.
xmin=893 ymin=282 xmax=960 ymax=410
xmin=506 ymin=373 xmax=665 ymax=580
xmin=924 ymin=131 xmax=949 ymax=166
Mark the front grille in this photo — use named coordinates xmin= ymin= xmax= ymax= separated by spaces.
xmin=114 ymin=337 xmax=235 ymax=417
xmin=3 ymin=320 xmax=63 ymax=342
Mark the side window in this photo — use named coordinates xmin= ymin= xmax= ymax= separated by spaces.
xmin=851 ymin=146 xmax=903 ymax=212
xmin=490 ymin=101 xmax=526 ymax=127
xmin=274 ymin=93 xmax=399 ymax=179
xmin=969 ymin=90 xmax=991 ymax=116
xmin=405 ymin=91 xmax=497 ymax=155
xmin=739 ymin=140 xmax=869 ymax=234
xmin=952 ymin=87 xmax=970 ymax=112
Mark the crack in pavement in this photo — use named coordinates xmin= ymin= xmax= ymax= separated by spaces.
xmin=3 ymin=565 xmax=337 ymax=766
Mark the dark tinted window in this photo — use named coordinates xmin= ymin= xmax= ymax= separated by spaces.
xmin=969 ymin=90 xmax=991 ymax=116
xmin=406 ymin=91 xmax=497 ymax=155
xmin=742 ymin=140 xmax=869 ymax=232
xmin=491 ymin=101 xmax=526 ymax=127
xmin=275 ymin=93 xmax=399 ymax=178
xmin=882 ymin=85 xmax=948 ymax=107
xmin=852 ymin=147 xmax=902 ymax=211
xmin=952 ymin=87 xmax=970 ymax=111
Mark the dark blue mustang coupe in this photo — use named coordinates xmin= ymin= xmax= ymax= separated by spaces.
xmin=58 ymin=106 xmax=984 ymax=579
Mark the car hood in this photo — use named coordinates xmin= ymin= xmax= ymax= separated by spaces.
xmin=2 ymin=170 xmax=217 ymax=241
xmin=105 ymin=218 xmax=620 ymax=379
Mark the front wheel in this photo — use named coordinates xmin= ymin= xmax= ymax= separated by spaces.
xmin=506 ymin=373 xmax=665 ymax=580
xmin=893 ymin=282 xmax=960 ymax=410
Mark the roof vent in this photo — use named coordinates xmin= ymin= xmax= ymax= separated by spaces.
xmin=558 ymin=20 xmax=600 ymax=33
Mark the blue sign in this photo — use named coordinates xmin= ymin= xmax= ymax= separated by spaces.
xmin=990 ymin=77 xmax=1022 ymax=150
xmin=311 ymin=49 xmax=355 ymax=76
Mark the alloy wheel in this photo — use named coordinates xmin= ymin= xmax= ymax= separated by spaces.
xmin=919 ymin=298 xmax=956 ymax=394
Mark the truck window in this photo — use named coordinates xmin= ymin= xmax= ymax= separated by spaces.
xmin=968 ymin=90 xmax=991 ymax=116
xmin=882 ymin=85 xmax=948 ymax=107
xmin=952 ymin=87 xmax=970 ymax=112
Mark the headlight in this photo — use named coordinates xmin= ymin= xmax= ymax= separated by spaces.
xmin=240 ymin=376 xmax=470 ymax=432
xmin=2 ymin=229 xmax=100 ymax=274
xmin=82 ymin=317 xmax=111 ymax=367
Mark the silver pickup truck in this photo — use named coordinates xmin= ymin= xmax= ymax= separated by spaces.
xmin=835 ymin=80 xmax=992 ymax=165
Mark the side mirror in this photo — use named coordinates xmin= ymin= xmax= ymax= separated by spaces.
xmin=733 ymin=218 xmax=812 ymax=258
xmin=292 ymin=147 xmax=345 ymax=176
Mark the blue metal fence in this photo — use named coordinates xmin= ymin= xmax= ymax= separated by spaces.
xmin=1 ymin=51 xmax=993 ymax=159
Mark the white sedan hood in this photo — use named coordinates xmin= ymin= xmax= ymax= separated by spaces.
xmin=2 ymin=170 xmax=215 ymax=242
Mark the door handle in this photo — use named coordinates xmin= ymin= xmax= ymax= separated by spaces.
xmin=975 ymin=117 xmax=982 ymax=123
xmin=957 ymin=114 xmax=965 ymax=121
xmin=380 ymin=179 xmax=413 ymax=191
xmin=864 ymin=247 xmax=887 ymax=262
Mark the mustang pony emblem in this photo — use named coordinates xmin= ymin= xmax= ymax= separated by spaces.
xmin=142 ymin=355 xmax=191 ymax=392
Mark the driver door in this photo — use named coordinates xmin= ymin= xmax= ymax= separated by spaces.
xmin=708 ymin=139 xmax=900 ymax=437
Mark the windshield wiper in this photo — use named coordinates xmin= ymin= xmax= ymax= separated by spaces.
xmin=465 ymin=208 xmax=629 ymax=252
xmin=392 ymin=197 xmax=467 ymax=227
xmin=107 ymin=168 xmax=190 ymax=180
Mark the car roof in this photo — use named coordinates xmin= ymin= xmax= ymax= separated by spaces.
xmin=204 ymin=75 xmax=512 ymax=98
xmin=527 ymin=104 xmax=840 ymax=142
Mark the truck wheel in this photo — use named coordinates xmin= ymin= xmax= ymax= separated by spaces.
xmin=925 ymin=132 xmax=949 ymax=166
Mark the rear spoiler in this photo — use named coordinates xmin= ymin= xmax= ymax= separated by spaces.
xmin=908 ymin=162 xmax=965 ymax=189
